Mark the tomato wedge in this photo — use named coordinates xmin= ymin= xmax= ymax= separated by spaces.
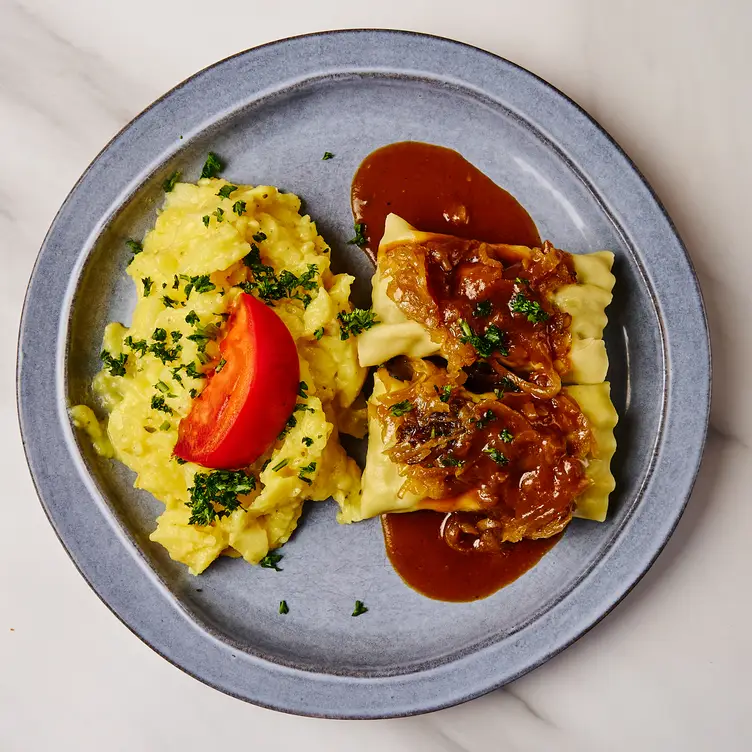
xmin=174 ymin=293 xmax=300 ymax=469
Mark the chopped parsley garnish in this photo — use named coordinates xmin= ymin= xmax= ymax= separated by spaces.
xmin=458 ymin=320 xmax=509 ymax=358
xmin=216 ymin=184 xmax=237 ymax=199
xmin=294 ymin=404 xmax=315 ymax=414
xmin=271 ymin=459 xmax=288 ymax=472
xmin=279 ymin=600 xmax=289 ymax=614
xmin=509 ymin=292 xmax=549 ymax=324
xmin=390 ymin=400 xmax=414 ymax=417
xmin=241 ymin=246 xmax=318 ymax=306
xmin=298 ymin=461 xmax=316 ymax=484
xmin=124 ymin=336 xmax=147 ymax=356
xmin=297 ymin=381 xmax=309 ymax=398
xmin=126 ymin=239 xmax=143 ymax=255
xmin=170 ymin=366 xmax=184 ymax=384
xmin=439 ymin=455 xmax=464 ymax=468
xmin=162 ymin=295 xmax=179 ymax=308
xmin=348 ymin=223 xmax=367 ymax=248
xmin=147 ymin=328 xmax=181 ymax=363
xmin=200 ymin=152 xmax=223 ymax=179
xmin=171 ymin=330 xmax=182 ymax=342
xmin=352 ymin=600 xmax=368 ymax=617
xmin=159 ymin=421 xmax=171 ymax=431
xmin=142 ymin=277 xmax=153 ymax=297
xmin=260 ymin=552 xmax=283 ymax=571
xmin=162 ymin=170 xmax=181 ymax=192
xmin=302 ymin=437 xmax=313 ymax=447
xmin=186 ymin=469 xmax=255 ymax=526
xmin=100 ymin=350 xmax=128 ymax=376
xmin=252 ymin=232 xmax=267 ymax=242
xmin=175 ymin=457 xmax=187 ymax=465
xmin=515 ymin=277 xmax=530 ymax=286
xmin=337 ymin=308 xmax=379 ymax=339
xmin=215 ymin=358 xmax=227 ymax=373
xmin=313 ymin=327 xmax=324 ymax=340
xmin=186 ymin=361 xmax=205 ymax=379
xmin=212 ymin=207 xmax=224 ymax=223
xmin=185 ymin=311 xmax=200 ymax=326
xmin=500 ymin=428 xmax=514 ymax=443
xmin=322 ymin=151 xmax=334 ymax=160
xmin=150 ymin=394 xmax=173 ymax=414
xmin=232 ymin=200 xmax=246 ymax=216
xmin=483 ymin=447 xmax=509 ymax=466
xmin=187 ymin=324 xmax=219 ymax=353
xmin=189 ymin=388 xmax=198 ymax=399
xmin=475 ymin=410 xmax=497 ymax=430
xmin=202 ymin=215 xmax=210 ymax=227
xmin=435 ymin=385 xmax=452 ymax=403
xmin=184 ymin=274 xmax=216 ymax=297
xmin=474 ymin=300 xmax=493 ymax=317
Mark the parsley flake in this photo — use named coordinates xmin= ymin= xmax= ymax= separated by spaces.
xmin=348 ymin=223 xmax=367 ymax=248
xmin=215 ymin=358 xmax=227 ymax=373
xmin=271 ymin=459 xmax=288 ymax=472
xmin=322 ymin=151 xmax=335 ymax=160
xmin=483 ymin=447 xmax=509 ymax=466
xmin=302 ymin=437 xmax=313 ymax=447
xmin=297 ymin=381 xmax=309 ymax=398
xmin=260 ymin=552 xmax=284 ymax=571
xmin=313 ymin=327 xmax=324 ymax=340
xmin=216 ymin=184 xmax=237 ymax=199
xmin=352 ymin=600 xmax=368 ymax=617
xmin=435 ymin=385 xmax=452 ymax=403
xmin=252 ymin=232 xmax=267 ymax=242
xmin=150 ymin=394 xmax=173 ymax=414
xmin=126 ymin=239 xmax=143 ymax=255
xmin=458 ymin=320 xmax=509 ymax=358
xmin=186 ymin=469 xmax=255 ymax=526
xmin=337 ymin=308 xmax=378 ymax=339
xmin=142 ymin=277 xmax=153 ymax=297
xmin=162 ymin=170 xmax=181 ymax=192
xmin=279 ymin=600 xmax=289 ymax=614
xmin=509 ymin=292 xmax=549 ymax=324
xmin=124 ymin=336 xmax=147 ymax=356
xmin=100 ymin=350 xmax=128 ymax=376
xmin=232 ymin=200 xmax=246 ymax=216
xmin=390 ymin=400 xmax=413 ymax=417
xmin=200 ymin=152 xmax=223 ymax=179
xmin=202 ymin=215 xmax=210 ymax=227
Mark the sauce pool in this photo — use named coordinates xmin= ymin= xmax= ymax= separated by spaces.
xmin=351 ymin=141 xmax=540 ymax=259
xmin=352 ymin=140 xmax=558 ymax=602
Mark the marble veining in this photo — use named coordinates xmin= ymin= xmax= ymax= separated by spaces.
xmin=2 ymin=0 xmax=751 ymax=749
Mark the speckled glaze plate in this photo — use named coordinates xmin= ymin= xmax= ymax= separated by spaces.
xmin=17 ymin=30 xmax=710 ymax=718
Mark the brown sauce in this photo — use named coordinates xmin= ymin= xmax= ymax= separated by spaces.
xmin=352 ymin=140 xmax=559 ymax=602
xmin=383 ymin=511 xmax=560 ymax=602
xmin=351 ymin=141 xmax=540 ymax=260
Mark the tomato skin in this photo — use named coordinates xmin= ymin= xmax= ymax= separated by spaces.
xmin=174 ymin=293 xmax=300 ymax=469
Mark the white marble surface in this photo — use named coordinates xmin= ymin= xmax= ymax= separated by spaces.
xmin=2 ymin=0 xmax=751 ymax=748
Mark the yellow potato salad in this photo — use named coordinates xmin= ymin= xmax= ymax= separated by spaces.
xmin=73 ymin=171 xmax=366 ymax=574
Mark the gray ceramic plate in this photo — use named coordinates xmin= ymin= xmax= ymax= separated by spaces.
xmin=18 ymin=30 xmax=710 ymax=718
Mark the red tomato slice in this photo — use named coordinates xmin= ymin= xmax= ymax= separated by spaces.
xmin=174 ymin=293 xmax=300 ymax=469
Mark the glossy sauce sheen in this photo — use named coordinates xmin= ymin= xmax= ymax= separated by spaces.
xmin=352 ymin=141 xmax=557 ymax=601
xmin=351 ymin=141 xmax=540 ymax=260
xmin=383 ymin=512 xmax=561 ymax=602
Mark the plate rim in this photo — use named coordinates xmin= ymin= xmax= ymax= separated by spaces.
xmin=17 ymin=28 xmax=711 ymax=718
